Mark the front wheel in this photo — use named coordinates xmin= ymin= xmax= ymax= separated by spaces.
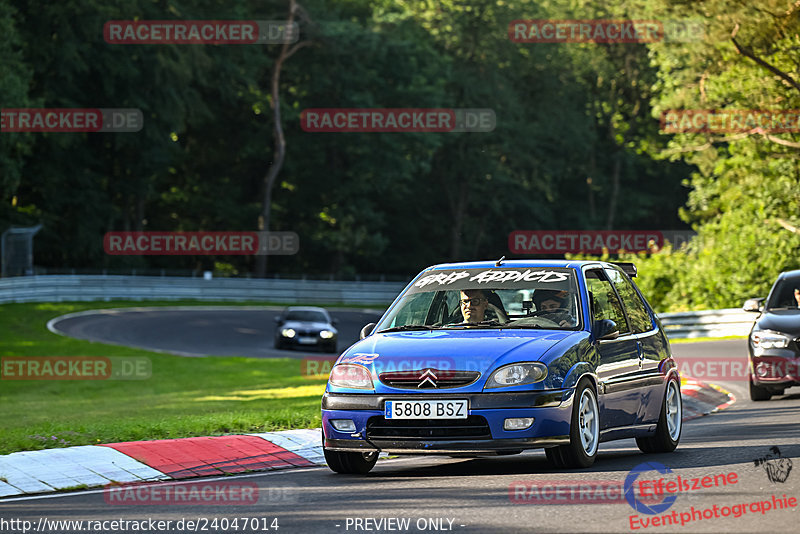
xmin=749 ymin=377 xmax=772 ymax=401
xmin=323 ymin=436 xmax=378 ymax=474
xmin=324 ymin=449 xmax=378 ymax=474
xmin=545 ymin=379 xmax=599 ymax=469
xmin=636 ymin=378 xmax=682 ymax=453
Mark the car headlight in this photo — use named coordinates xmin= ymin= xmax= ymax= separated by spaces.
xmin=485 ymin=362 xmax=548 ymax=388
xmin=320 ymin=330 xmax=335 ymax=339
xmin=329 ymin=364 xmax=374 ymax=389
xmin=281 ymin=328 xmax=296 ymax=338
xmin=751 ymin=330 xmax=792 ymax=350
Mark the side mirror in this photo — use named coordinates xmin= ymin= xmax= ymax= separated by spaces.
xmin=743 ymin=297 xmax=765 ymax=313
xmin=360 ymin=322 xmax=377 ymax=339
xmin=593 ymin=319 xmax=619 ymax=341
xmin=332 ymin=318 xmax=339 ymax=326
xmin=274 ymin=316 xmax=282 ymax=324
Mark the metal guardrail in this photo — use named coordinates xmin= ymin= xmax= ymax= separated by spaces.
xmin=657 ymin=308 xmax=755 ymax=339
xmin=0 ymin=276 xmax=756 ymax=338
xmin=0 ymin=275 xmax=408 ymax=305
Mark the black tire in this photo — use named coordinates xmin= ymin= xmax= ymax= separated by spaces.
xmin=545 ymin=378 xmax=599 ymax=469
xmin=324 ymin=448 xmax=378 ymax=474
xmin=749 ymin=377 xmax=772 ymax=401
xmin=636 ymin=378 xmax=682 ymax=454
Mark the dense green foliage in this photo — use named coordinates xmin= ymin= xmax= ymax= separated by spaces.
xmin=601 ymin=0 xmax=800 ymax=311
xmin=2 ymin=0 xmax=799 ymax=309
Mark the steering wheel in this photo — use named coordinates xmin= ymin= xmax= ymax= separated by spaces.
xmin=529 ymin=307 xmax=570 ymax=317
xmin=529 ymin=308 xmax=574 ymax=326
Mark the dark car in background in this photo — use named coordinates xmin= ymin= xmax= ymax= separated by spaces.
xmin=274 ymin=306 xmax=338 ymax=353
xmin=743 ymin=269 xmax=800 ymax=401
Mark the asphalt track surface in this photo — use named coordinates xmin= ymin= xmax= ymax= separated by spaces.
xmin=49 ymin=307 xmax=385 ymax=358
xmin=8 ymin=310 xmax=800 ymax=533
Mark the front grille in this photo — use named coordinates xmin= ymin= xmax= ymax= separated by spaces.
xmin=379 ymin=369 xmax=480 ymax=389
xmin=366 ymin=415 xmax=491 ymax=440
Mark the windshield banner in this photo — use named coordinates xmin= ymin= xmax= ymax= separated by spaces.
xmin=406 ymin=268 xmax=574 ymax=294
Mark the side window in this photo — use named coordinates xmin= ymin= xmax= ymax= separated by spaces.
xmin=585 ymin=269 xmax=630 ymax=334
xmin=605 ymin=268 xmax=653 ymax=334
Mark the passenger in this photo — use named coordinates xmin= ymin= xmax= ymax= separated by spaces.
xmin=533 ymin=289 xmax=575 ymax=327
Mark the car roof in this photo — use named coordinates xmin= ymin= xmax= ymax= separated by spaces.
xmin=422 ymin=259 xmax=619 ymax=271
xmin=778 ymin=269 xmax=800 ymax=280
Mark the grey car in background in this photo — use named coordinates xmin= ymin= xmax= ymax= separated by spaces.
xmin=274 ymin=306 xmax=339 ymax=353
xmin=743 ymin=269 xmax=800 ymax=400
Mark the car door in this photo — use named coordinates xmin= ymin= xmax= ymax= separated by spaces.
xmin=585 ymin=268 xmax=640 ymax=429
xmin=605 ymin=267 xmax=665 ymax=425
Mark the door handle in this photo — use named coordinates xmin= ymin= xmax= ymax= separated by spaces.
xmin=636 ymin=340 xmax=644 ymax=369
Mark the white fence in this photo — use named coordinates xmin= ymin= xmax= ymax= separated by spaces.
xmin=657 ymin=308 xmax=755 ymax=339
xmin=0 ymin=275 xmax=408 ymax=305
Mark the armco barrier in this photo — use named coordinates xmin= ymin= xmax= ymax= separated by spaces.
xmin=0 ymin=275 xmax=408 ymax=305
xmin=657 ymin=308 xmax=756 ymax=339
xmin=0 ymin=276 xmax=755 ymax=338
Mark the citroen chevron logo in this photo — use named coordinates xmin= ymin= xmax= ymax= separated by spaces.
xmin=418 ymin=368 xmax=438 ymax=388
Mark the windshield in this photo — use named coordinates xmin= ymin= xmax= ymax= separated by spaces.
xmin=376 ymin=267 xmax=581 ymax=331
xmin=285 ymin=310 xmax=328 ymax=322
xmin=766 ymin=277 xmax=800 ymax=311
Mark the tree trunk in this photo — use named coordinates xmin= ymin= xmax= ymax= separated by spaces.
xmin=605 ymin=152 xmax=621 ymax=230
xmin=255 ymin=0 xmax=310 ymax=278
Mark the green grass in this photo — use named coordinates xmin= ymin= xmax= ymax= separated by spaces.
xmin=0 ymin=301 xmax=338 ymax=455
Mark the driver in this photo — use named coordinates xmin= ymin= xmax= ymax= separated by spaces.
xmin=459 ymin=289 xmax=489 ymax=323
xmin=533 ymin=289 xmax=575 ymax=327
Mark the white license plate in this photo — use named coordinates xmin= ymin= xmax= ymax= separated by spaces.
xmin=297 ymin=337 xmax=317 ymax=344
xmin=385 ymin=400 xmax=468 ymax=419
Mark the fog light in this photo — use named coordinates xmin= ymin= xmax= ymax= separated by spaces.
xmin=756 ymin=363 xmax=770 ymax=377
xmin=331 ymin=419 xmax=356 ymax=432
xmin=504 ymin=417 xmax=534 ymax=430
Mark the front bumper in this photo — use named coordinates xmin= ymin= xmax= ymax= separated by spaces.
xmin=750 ymin=348 xmax=800 ymax=388
xmin=322 ymin=390 xmax=572 ymax=454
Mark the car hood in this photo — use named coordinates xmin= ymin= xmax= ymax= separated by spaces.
xmin=339 ymin=329 xmax=576 ymax=375
xmin=281 ymin=320 xmax=332 ymax=331
xmin=756 ymin=310 xmax=800 ymax=338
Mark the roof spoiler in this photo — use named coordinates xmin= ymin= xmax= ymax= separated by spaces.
xmin=612 ymin=262 xmax=637 ymax=278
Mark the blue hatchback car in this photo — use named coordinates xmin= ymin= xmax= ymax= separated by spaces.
xmin=322 ymin=260 xmax=682 ymax=473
